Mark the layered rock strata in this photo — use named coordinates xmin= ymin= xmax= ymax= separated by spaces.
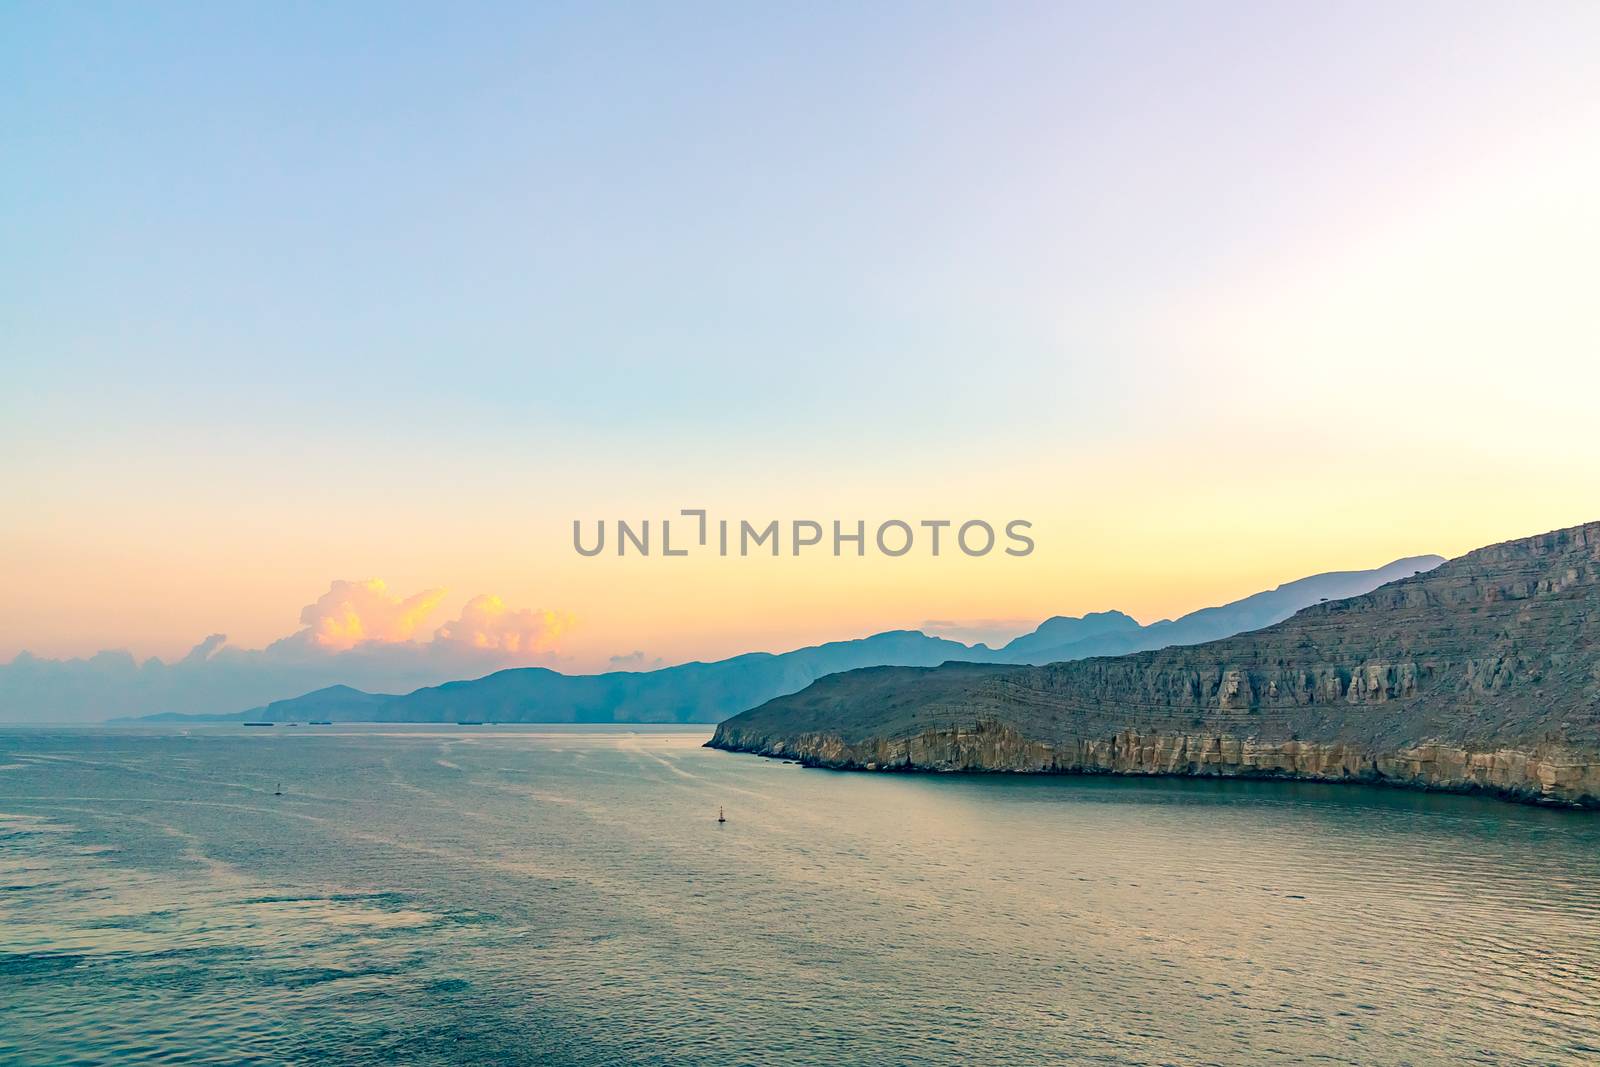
xmin=710 ymin=522 xmax=1600 ymax=808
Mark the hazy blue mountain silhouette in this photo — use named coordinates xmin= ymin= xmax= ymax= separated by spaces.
xmin=1014 ymin=555 xmax=1445 ymax=663
xmin=129 ymin=554 xmax=1443 ymax=725
xmin=998 ymin=610 xmax=1142 ymax=659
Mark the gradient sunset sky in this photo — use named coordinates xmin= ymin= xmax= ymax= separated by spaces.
xmin=5 ymin=2 xmax=1598 ymax=673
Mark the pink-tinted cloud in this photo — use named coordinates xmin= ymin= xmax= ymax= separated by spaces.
xmin=298 ymin=579 xmax=449 ymax=650
xmin=0 ymin=578 xmax=580 ymax=722
xmin=434 ymin=595 xmax=574 ymax=654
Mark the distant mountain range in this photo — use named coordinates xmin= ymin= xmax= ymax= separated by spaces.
xmin=127 ymin=554 xmax=1443 ymax=725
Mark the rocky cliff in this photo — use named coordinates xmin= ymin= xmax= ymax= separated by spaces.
xmin=710 ymin=522 xmax=1600 ymax=808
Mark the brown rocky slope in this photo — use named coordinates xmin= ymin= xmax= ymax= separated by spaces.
xmin=709 ymin=521 xmax=1600 ymax=807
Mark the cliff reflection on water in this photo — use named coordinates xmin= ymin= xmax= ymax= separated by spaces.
xmin=3 ymin=725 xmax=1598 ymax=1066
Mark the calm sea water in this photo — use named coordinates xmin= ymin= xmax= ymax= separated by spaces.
xmin=2 ymin=725 xmax=1598 ymax=1066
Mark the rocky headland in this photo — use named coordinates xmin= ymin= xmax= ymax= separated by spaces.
xmin=709 ymin=522 xmax=1600 ymax=808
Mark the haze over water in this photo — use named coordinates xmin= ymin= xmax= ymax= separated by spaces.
xmin=3 ymin=725 xmax=1597 ymax=1066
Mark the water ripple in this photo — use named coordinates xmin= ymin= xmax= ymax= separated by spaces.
xmin=2 ymin=726 xmax=1598 ymax=1066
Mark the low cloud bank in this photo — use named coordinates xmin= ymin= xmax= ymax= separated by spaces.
xmin=0 ymin=581 xmax=573 ymax=723
xmin=607 ymin=650 xmax=665 ymax=671
xmin=917 ymin=617 xmax=1038 ymax=648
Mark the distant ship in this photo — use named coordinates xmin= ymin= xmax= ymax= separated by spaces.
xmin=242 ymin=722 xmax=274 ymax=727
xmin=273 ymin=783 xmax=283 ymax=796
xmin=309 ymin=720 xmax=333 ymax=725
xmin=717 ymin=806 xmax=726 ymax=824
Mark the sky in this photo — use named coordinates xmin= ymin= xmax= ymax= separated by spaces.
xmin=4 ymin=2 xmax=1599 ymax=703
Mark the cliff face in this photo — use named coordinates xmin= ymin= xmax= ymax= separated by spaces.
xmin=710 ymin=522 xmax=1600 ymax=808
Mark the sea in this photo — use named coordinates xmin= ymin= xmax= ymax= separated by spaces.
xmin=2 ymin=724 xmax=1598 ymax=1066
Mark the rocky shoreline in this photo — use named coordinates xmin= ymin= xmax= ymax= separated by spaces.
xmin=708 ymin=720 xmax=1600 ymax=809
xmin=708 ymin=521 xmax=1600 ymax=811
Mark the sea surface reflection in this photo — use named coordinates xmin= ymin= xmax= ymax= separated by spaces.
xmin=4 ymin=725 xmax=1598 ymax=1065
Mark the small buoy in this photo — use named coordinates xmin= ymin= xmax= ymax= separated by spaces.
xmin=717 ymin=805 xmax=726 ymax=824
